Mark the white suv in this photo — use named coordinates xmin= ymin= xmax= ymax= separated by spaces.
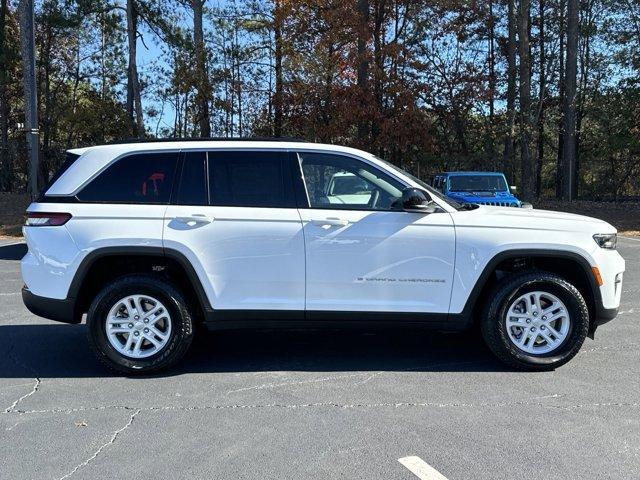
xmin=21 ymin=140 xmax=625 ymax=374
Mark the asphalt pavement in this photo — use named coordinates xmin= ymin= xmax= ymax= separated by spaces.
xmin=1 ymin=237 xmax=638 ymax=479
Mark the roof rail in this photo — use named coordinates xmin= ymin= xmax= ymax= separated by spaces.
xmin=105 ymin=136 xmax=310 ymax=145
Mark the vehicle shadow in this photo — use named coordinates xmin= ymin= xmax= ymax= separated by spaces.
xmin=0 ymin=242 xmax=27 ymax=260
xmin=0 ymin=323 xmax=508 ymax=378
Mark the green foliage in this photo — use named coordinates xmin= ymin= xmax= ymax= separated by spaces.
xmin=1 ymin=0 xmax=639 ymax=198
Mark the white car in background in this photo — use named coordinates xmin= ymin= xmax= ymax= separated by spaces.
xmin=325 ymin=171 xmax=373 ymax=205
xmin=21 ymin=140 xmax=624 ymax=374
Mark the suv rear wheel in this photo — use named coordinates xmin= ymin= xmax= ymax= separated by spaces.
xmin=87 ymin=275 xmax=194 ymax=374
xmin=481 ymin=271 xmax=589 ymax=371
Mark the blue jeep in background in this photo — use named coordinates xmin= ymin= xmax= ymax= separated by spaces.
xmin=432 ymin=171 xmax=523 ymax=207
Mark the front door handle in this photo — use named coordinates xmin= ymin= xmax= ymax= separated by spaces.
xmin=310 ymin=217 xmax=349 ymax=227
xmin=174 ymin=214 xmax=213 ymax=225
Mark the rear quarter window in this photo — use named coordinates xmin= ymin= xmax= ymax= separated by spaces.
xmin=77 ymin=152 xmax=178 ymax=204
xmin=38 ymin=152 xmax=80 ymax=201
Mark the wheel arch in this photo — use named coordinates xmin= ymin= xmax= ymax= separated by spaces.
xmin=461 ymin=249 xmax=601 ymax=332
xmin=70 ymin=246 xmax=213 ymax=322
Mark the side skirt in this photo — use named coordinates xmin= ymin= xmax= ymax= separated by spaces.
xmin=202 ymin=310 xmax=472 ymax=332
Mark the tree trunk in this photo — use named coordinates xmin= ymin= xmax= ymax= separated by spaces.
xmin=273 ymin=0 xmax=283 ymax=137
xmin=18 ymin=0 xmax=39 ymax=198
xmin=100 ymin=11 xmax=107 ymax=142
xmin=356 ymin=0 xmax=370 ymax=143
xmin=234 ymin=23 xmax=243 ymax=137
xmin=536 ymin=0 xmax=546 ymax=196
xmin=575 ymin=2 xmax=592 ymax=202
xmin=192 ymin=0 xmax=210 ymax=137
xmin=126 ymin=0 xmax=144 ymax=137
xmin=487 ymin=0 xmax=496 ymax=168
xmin=371 ymin=0 xmax=385 ymax=151
xmin=41 ymin=23 xmax=52 ymax=159
xmin=0 ymin=0 xmax=11 ymax=191
xmin=269 ymin=0 xmax=284 ymax=137
xmin=555 ymin=0 xmax=565 ymax=198
xmin=503 ymin=0 xmax=517 ymax=182
xmin=562 ymin=0 xmax=578 ymax=200
xmin=518 ymin=0 xmax=536 ymax=201
xmin=488 ymin=0 xmax=495 ymax=122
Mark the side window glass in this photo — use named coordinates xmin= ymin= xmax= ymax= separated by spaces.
xmin=208 ymin=151 xmax=294 ymax=208
xmin=177 ymin=151 xmax=208 ymax=206
xmin=298 ymin=152 xmax=404 ymax=210
xmin=77 ymin=152 xmax=178 ymax=204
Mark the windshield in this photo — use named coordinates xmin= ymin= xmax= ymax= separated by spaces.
xmin=374 ymin=157 xmax=463 ymax=210
xmin=448 ymin=175 xmax=508 ymax=192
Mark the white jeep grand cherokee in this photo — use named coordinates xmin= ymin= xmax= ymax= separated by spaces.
xmin=21 ymin=140 xmax=625 ymax=374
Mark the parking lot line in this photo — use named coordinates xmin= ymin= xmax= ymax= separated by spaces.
xmin=398 ymin=456 xmax=450 ymax=480
xmin=620 ymin=236 xmax=640 ymax=242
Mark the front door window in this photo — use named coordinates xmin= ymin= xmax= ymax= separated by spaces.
xmin=299 ymin=153 xmax=403 ymax=210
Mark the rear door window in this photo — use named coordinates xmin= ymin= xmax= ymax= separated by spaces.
xmin=207 ymin=150 xmax=295 ymax=208
xmin=176 ymin=151 xmax=208 ymax=206
xmin=77 ymin=152 xmax=178 ymax=204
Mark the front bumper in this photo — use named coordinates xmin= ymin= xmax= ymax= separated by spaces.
xmin=594 ymin=306 xmax=619 ymax=326
xmin=22 ymin=287 xmax=80 ymax=324
xmin=589 ymin=306 xmax=619 ymax=339
xmin=589 ymin=250 xmax=624 ymax=336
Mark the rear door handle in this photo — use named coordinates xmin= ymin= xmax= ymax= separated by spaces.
xmin=310 ymin=217 xmax=349 ymax=227
xmin=174 ymin=214 xmax=213 ymax=225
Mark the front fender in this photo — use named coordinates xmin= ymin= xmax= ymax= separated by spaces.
xmin=450 ymin=245 xmax=601 ymax=318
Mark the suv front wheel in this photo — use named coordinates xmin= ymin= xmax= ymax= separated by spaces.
xmin=87 ymin=275 xmax=194 ymax=374
xmin=481 ymin=271 xmax=589 ymax=370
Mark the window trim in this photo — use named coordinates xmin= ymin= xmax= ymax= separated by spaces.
xmin=293 ymin=151 xmax=411 ymax=212
xmin=69 ymin=146 xmax=441 ymax=210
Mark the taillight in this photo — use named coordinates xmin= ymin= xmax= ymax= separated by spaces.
xmin=25 ymin=212 xmax=72 ymax=226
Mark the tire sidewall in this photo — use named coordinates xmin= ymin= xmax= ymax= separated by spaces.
xmin=486 ymin=274 xmax=589 ymax=368
xmin=87 ymin=275 xmax=193 ymax=374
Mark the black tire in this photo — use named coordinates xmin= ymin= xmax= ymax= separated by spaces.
xmin=481 ymin=271 xmax=589 ymax=371
xmin=87 ymin=274 xmax=194 ymax=375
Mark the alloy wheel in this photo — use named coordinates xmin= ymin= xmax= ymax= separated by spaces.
xmin=105 ymin=294 xmax=172 ymax=359
xmin=505 ymin=290 xmax=571 ymax=355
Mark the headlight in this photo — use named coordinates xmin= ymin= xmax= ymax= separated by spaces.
xmin=593 ymin=233 xmax=617 ymax=250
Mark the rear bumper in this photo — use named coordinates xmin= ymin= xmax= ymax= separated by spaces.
xmin=22 ymin=287 xmax=80 ymax=324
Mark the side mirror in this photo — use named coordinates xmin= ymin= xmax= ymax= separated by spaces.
xmin=510 ymin=185 xmax=517 ymax=193
xmin=401 ymin=188 xmax=437 ymax=213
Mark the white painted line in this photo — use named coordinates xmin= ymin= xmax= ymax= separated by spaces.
xmin=619 ymin=236 xmax=640 ymax=243
xmin=398 ymin=456 xmax=450 ymax=480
